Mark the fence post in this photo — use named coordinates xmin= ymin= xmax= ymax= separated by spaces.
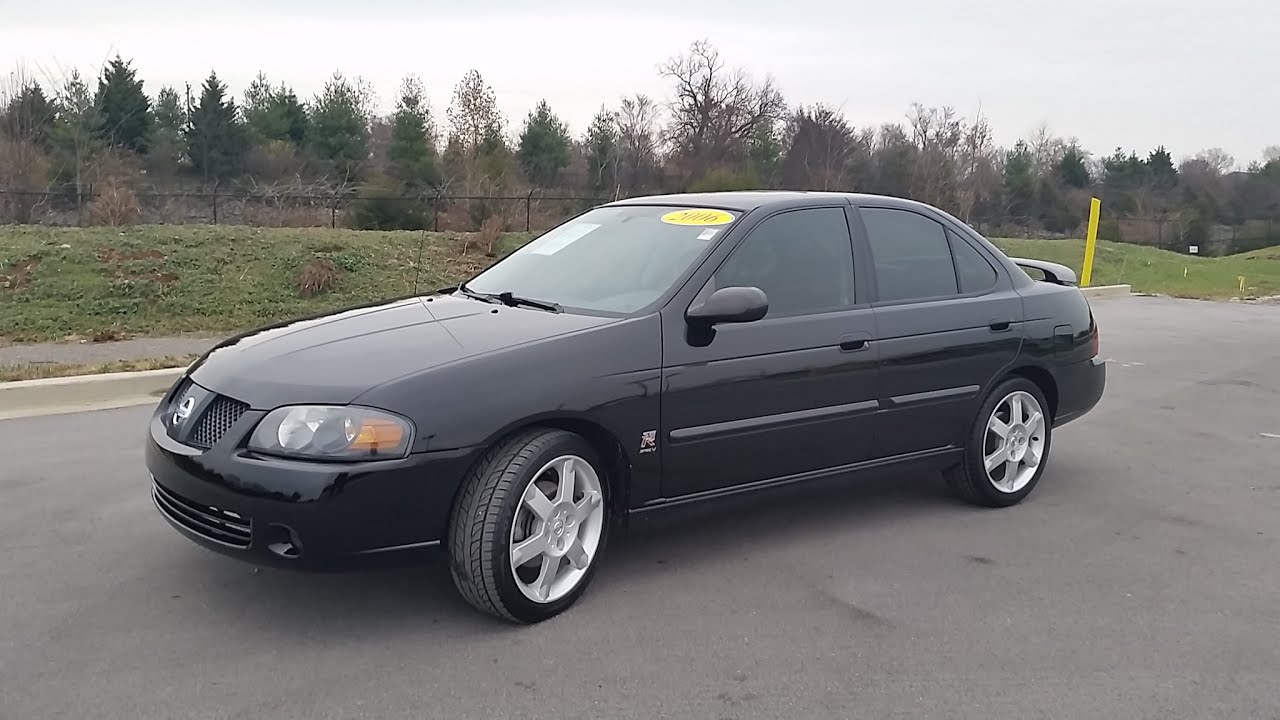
xmin=433 ymin=190 xmax=443 ymax=232
xmin=331 ymin=193 xmax=338 ymax=229
xmin=211 ymin=193 xmax=218 ymax=224
xmin=526 ymin=189 xmax=535 ymax=232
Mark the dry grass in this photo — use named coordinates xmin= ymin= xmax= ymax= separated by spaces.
xmin=86 ymin=181 xmax=141 ymax=226
xmin=0 ymin=354 xmax=197 ymax=382
xmin=0 ymin=137 xmax=52 ymax=223
xmin=478 ymin=215 xmax=505 ymax=256
xmin=295 ymin=257 xmax=343 ymax=297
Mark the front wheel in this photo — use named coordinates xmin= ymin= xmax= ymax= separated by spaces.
xmin=448 ymin=429 xmax=609 ymax=624
xmin=947 ymin=378 xmax=1052 ymax=507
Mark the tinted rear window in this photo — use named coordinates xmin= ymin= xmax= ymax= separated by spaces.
xmin=861 ymin=207 xmax=958 ymax=302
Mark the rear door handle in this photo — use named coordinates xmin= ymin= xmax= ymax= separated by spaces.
xmin=989 ymin=321 xmax=1012 ymax=332
xmin=839 ymin=333 xmax=871 ymax=352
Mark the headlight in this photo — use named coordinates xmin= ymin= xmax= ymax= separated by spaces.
xmin=248 ymin=405 xmax=413 ymax=460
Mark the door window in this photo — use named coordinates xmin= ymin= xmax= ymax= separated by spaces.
xmin=861 ymin=207 xmax=958 ymax=302
xmin=699 ymin=207 xmax=856 ymax=317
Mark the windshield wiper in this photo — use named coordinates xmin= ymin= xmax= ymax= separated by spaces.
xmin=456 ymin=284 xmax=561 ymax=313
xmin=493 ymin=291 xmax=562 ymax=313
xmin=455 ymin=283 xmax=498 ymax=304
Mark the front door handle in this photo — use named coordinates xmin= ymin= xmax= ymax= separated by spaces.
xmin=989 ymin=321 xmax=1012 ymax=332
xmin=839 ymin=333 xmax=871 ymax=352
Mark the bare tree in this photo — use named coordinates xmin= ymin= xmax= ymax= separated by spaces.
xmin=1028 ymin=123 xmax=1070 ymax=178
xmin=907 ymin=103 xmax=963 ymax=209
xmin=446 ymin=70 xmax=499 ymax=156
xmin=52 ymin=70 xmax=104 ymax=202
xmin=955 ymin=109 xmax=1000 ymax=223
xmin=617 ymin=93 xmax=660 ymax=192
xmin=659 ymin=40 xmax=785 ymax=178
xmin=0 ymin=64 xmax=58 ymax=222
xmin=446 ymin=69 xmax=504 ymax=192
xmin=1193 ymin=147 xmax=1236 ymax=175
xmin=1264 ymin=145 xmax=1280 ymax=164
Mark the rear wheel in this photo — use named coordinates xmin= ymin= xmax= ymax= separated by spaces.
xmin=947 ymin=378 xmax=1052 ymax=507
xmin=448 ymin=429 xmax=609 ymax=623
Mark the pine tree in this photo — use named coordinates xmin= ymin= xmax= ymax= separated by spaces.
xmin=270 ymin=88 xmax=309 ymax=148
xmin=478 ymin=122 xmax=512 ymax=188
xmin=583 ymin=107 xmax=618 ymax=193
xmin=184 ymin=72 xmax=247 ymax=182
xmin=386 ymin=75 xmax=440 ymax=189
xmin=1055 ymin=146 xmax=1091 ymax=188
xmin=243 ymin=72 xmax=308 ymax=147
xmin=4 ymin=82 xmax=55 ymax=147
xmin=149 ymin=86 xmax=186 ymax=172
xmin=1003 ymin=141 xmax=1036 ymax=218
xmin=517 ymin=100 xmax=571 ymax=188
xmin=309 ymin=71 xmax=372 ymax=179
xmin=1147 ymin=145 xmax=1178 ymax=190
xmin=242 ymin=72 xmax=274 ymax=138
xmin=49 ymin=71 xmax=104 ymax=195
xmin=747 ymin=121 xmax=783 ymax=187
xmin=96 ymin=55 xmax=152 ymax=153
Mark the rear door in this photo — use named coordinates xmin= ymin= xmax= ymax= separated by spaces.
xmin=854 ymin=204 xmax=1023 ymax=457
xmin=659 ymin=205 xmax=880 ymax=498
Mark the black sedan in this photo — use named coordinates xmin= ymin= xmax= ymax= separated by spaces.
xmin=147 ymin=191 xmax=1105 ymax=623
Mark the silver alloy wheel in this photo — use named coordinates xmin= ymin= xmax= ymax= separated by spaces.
xmin=509 ymin=455 xmax=605 ymax=604
xmin=983 ymin=390 xmax=1047 ymax=494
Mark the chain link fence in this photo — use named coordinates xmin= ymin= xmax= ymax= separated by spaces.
xmin=3 ymin=188 xmax=1277 ymax=256
xmin=971 ymin=213 xmax=1279 ymax=257
xmin=0 ymin=188 xmax=613 ymax=234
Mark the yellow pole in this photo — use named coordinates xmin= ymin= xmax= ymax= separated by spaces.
xmin=1081 ymin=197 xmax=1101 ymax=287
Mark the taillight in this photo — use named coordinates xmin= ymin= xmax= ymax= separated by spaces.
xmin=1090 ymin=325 xmax=1100 ymax=357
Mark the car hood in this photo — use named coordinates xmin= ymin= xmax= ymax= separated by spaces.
xmin=187 ymin=294 xmax=617 ymax=408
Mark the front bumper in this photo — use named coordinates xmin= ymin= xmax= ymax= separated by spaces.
xmin=145 ymin=399 xmax=478 ymax=570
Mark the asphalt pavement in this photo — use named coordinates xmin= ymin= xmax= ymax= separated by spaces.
xmin=2 ymin=295 xmax=1278 ymax=720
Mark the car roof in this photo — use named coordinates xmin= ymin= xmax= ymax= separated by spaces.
xmin=605 ymin=190 xmax=932 ymax=213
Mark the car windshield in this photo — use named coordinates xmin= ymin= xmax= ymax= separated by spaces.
xmin=462 ymin=205 xmax=740 ymax=314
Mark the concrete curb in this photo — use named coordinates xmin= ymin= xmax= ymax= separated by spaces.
xmin=1080 ymin=284 xmax=1132 ymax=298
xmin=0 ymin=367 xmax=184 ymax=421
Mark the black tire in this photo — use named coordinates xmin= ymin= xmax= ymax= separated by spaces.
xmin=946 ymin=377 xmax=1052 ymax=508
xmin=447 ymin=428 xmax=610 ymax=624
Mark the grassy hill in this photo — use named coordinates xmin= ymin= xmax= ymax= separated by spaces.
xmin=992 ymin=237 xmax=1280 ymax=300
xmin=1 ymin=225 xmax=529 ymax=342
xmin=2 ymin=225 xmax=1278 ymax=343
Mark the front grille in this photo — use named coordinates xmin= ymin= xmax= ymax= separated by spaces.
xmin=153 ymin=481 xmax=252 ymax=548
xmin=188 ymin=396 xmax=249 ymax=449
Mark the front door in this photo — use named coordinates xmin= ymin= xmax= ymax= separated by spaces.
xmin=659 ymin=205 xmax=881 ymax=498
xmin=854 ymin=205 xmax=1024 ymax=457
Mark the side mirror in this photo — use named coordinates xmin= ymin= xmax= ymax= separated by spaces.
xmin=686 ymin=286 xmax=769 ymax=326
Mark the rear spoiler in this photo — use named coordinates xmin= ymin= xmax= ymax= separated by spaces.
xmin=1010 ymin=258 xmax=1078 ymax=286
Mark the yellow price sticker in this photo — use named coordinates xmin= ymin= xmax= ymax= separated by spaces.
xmin=661 ymin=208 xmax=735 ymax=226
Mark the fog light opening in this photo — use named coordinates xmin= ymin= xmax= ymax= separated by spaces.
xmin=265 ymin=524 xmax=303 ymax=559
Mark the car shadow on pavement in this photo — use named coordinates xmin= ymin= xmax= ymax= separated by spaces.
xmin=168 ymin=468 xmax=980 ymax=634
xmin=604 ymin=468 xmax=959 ymax=577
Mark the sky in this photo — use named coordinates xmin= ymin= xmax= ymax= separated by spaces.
xmin=1 ymin=0 xmax=1274 ymax=167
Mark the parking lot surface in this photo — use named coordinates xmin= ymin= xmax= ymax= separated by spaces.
xmin=2 ymin=295 xmax=1278 ymax=720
